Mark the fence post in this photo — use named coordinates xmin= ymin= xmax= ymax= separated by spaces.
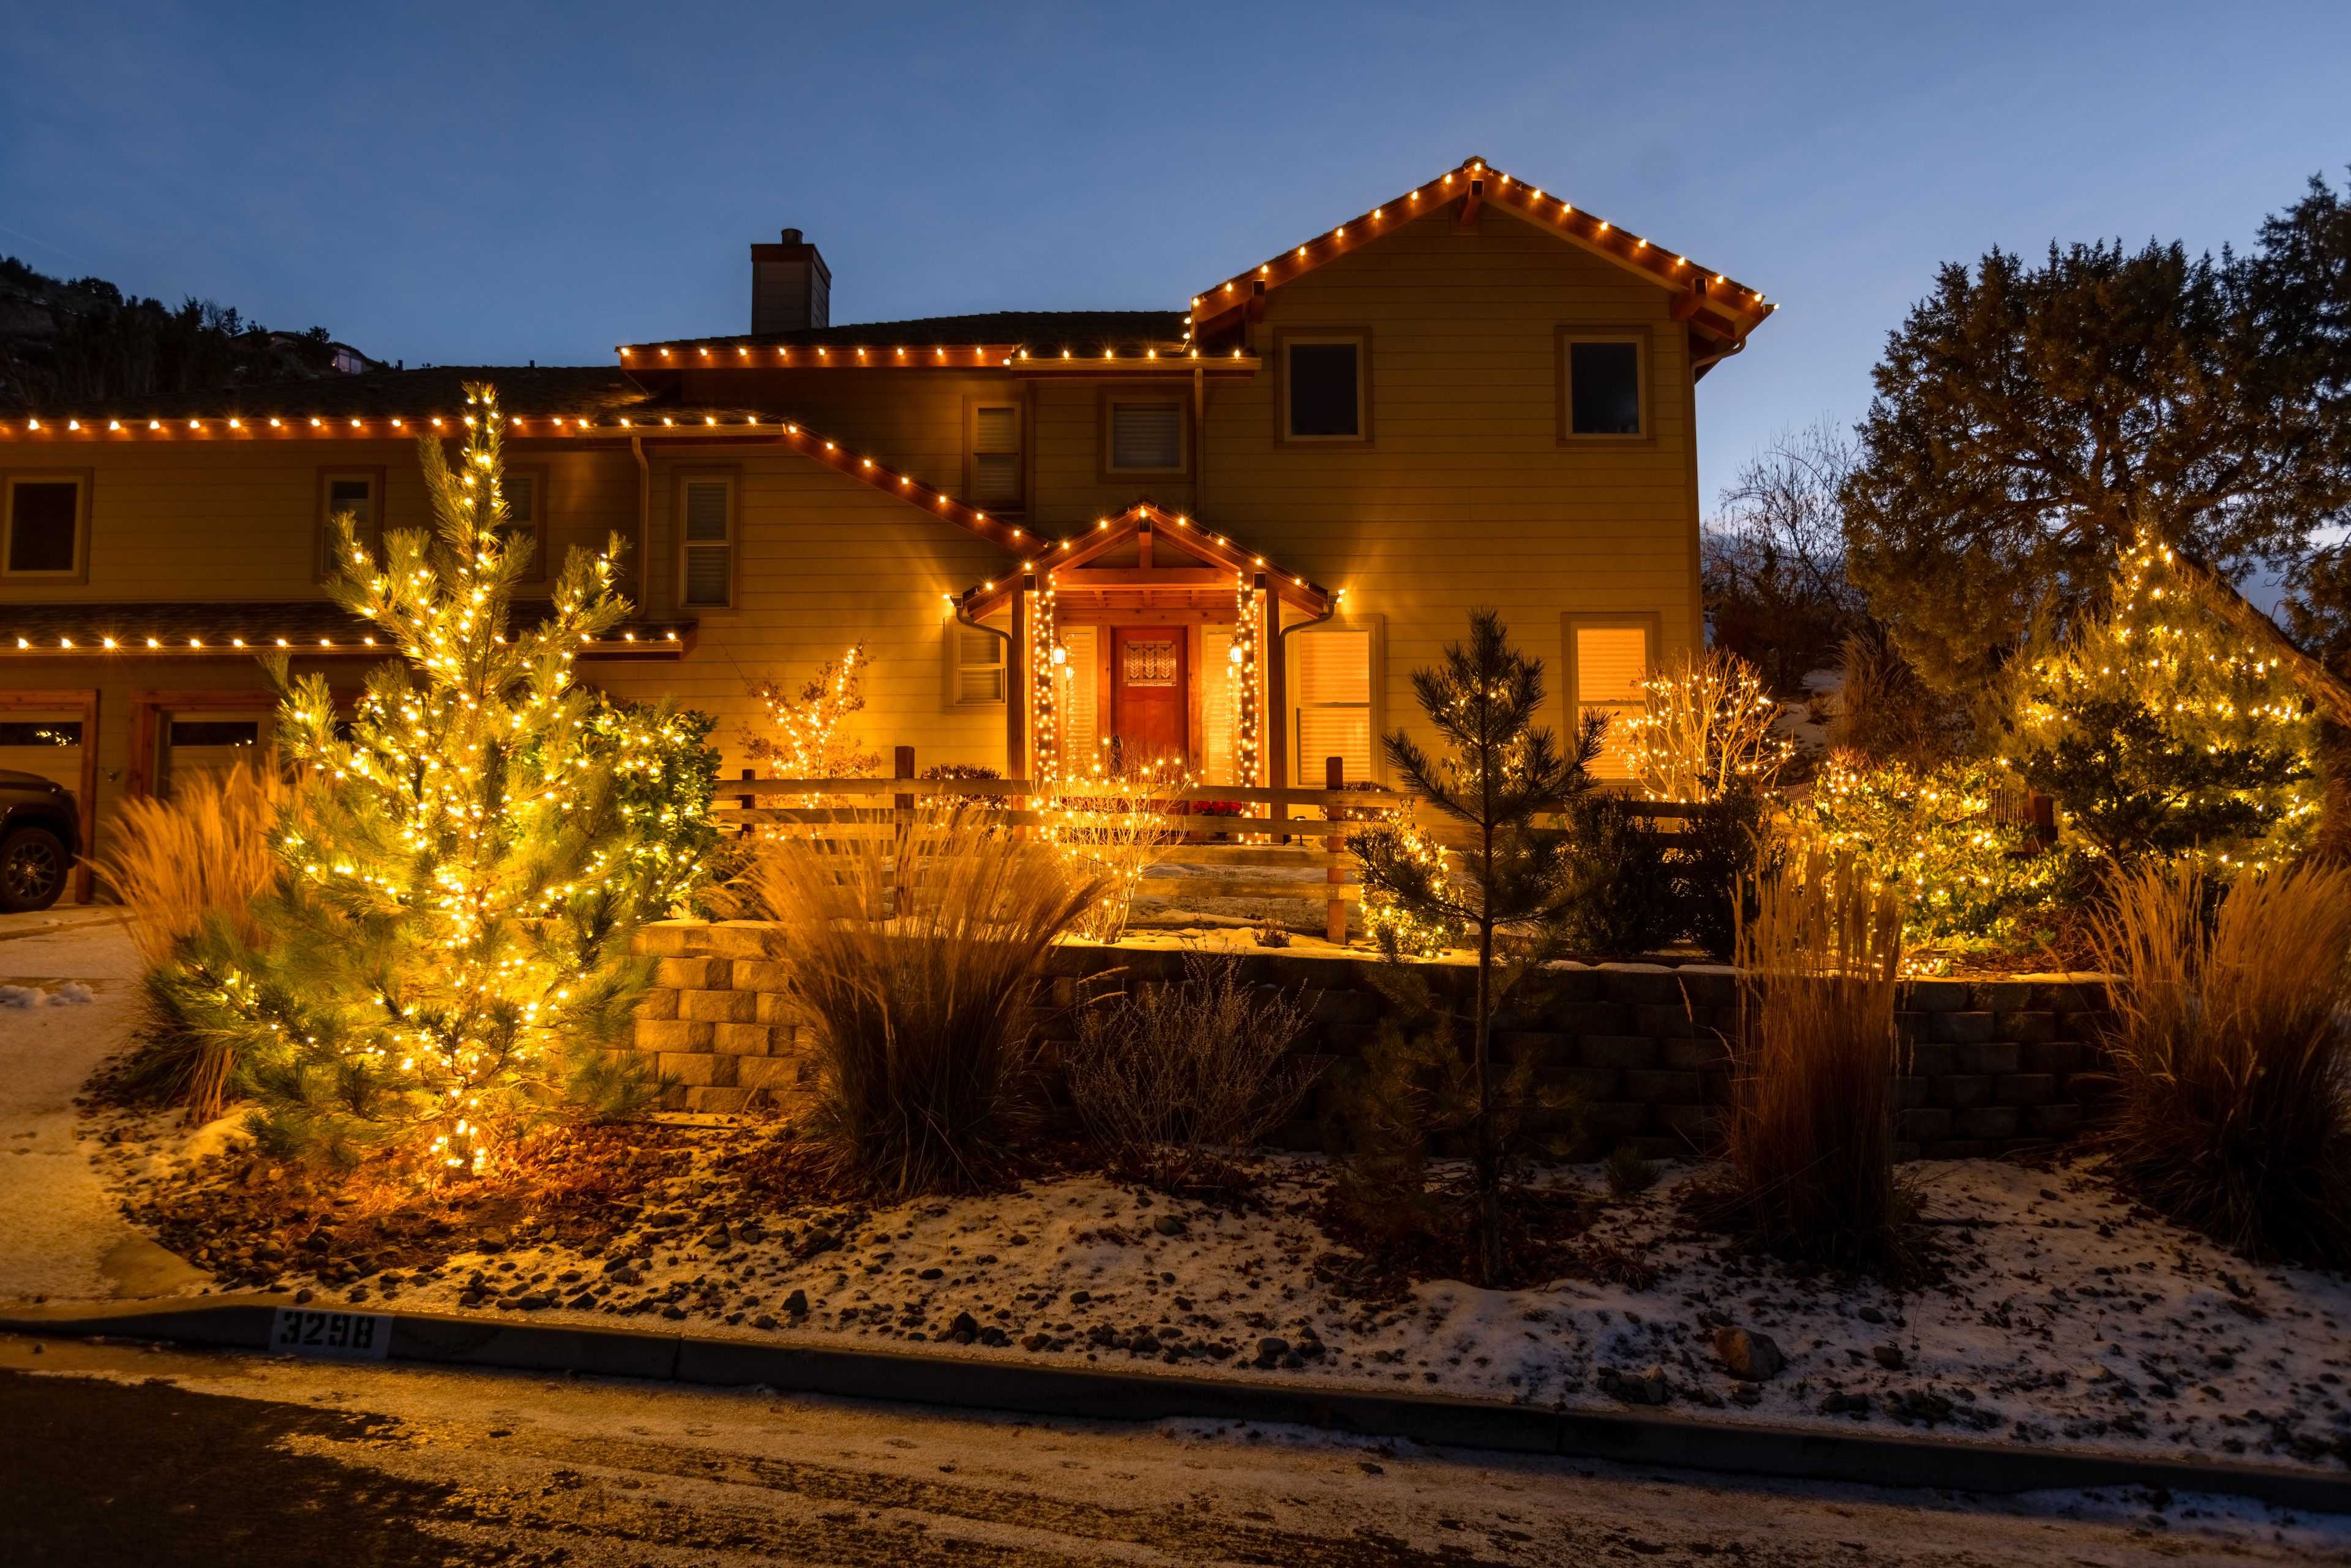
xmin=1324 ymin=755 xmax=1348 ymax=945
xmin=891 ymin=746 xmax=916 ymax=918
xmin=738 ymin=767 xmax=755 ymax=836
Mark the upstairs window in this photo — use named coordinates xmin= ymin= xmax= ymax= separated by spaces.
xmin=678 ymin=473 xmax=736 ymax=609
xmin=969 ymin=403 xmax=1024 ymax=511
xmin=318 ymin=469 xmax=381 ymax=576
xmin=1106 ymin=398 xmax=1185 ymax=473
xmin=1562 ymin=334 xmax=1646 ymax=437
xmin=1283 ymin=334 xmax=1367 ymax=441
xmin=3 ymin=474 xmax=87 ymax=579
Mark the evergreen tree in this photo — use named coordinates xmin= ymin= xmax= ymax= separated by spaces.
xmin=168 ymin=383 xmax=681 ymax=1174
xmin=1349 ymin=610 xmax=1600 ymax=1283
xmin=2006 ymin=535 xmax=2315 ymax=870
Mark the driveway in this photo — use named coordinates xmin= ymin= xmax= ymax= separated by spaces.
xmin=0 ymin=907 xmax=206 ymax=1305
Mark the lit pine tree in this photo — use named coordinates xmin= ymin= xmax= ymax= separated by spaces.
xmin=173 ymin=383 xmax=673 ymax=1174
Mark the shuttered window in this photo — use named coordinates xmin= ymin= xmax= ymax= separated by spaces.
xmin=680 ymin=476 xmax=735 ymax=609
xmin=1291 ymin=628 xmax=1373 ymax=786
xmin=970 ymin=404 xmax=1022 ymax=509
xmin=1573 ymin=622 xmax=1651 ymax=779
xmin=1108 ymin=400 xmax=1183 ymax=473
xmin=953 ymin=626 xmax=1006 ymax=705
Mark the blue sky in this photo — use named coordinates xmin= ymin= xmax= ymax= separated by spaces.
xmin=4 ymin=1 xmax=2346 ymax=508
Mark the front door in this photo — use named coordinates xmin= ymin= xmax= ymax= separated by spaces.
xmin=1109 ymin=626 xmax=1188 ymax=770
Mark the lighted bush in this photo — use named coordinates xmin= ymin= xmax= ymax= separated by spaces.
xmin=1788 ymin=751 xmax=2072 ymax=962
xmin=1041 ymin=754 xmax=1190 ymax=942
xmin=730 ymin=803 xmax=1101 ymax=1198
xmin=1065 ymin=952 xmax=1318 ymax=1190
xmin=1706 ymin=852 xmax=1916 ymax=1274
xmin=2093 ymin=861 xmax=2351 ymax=1266
xmin=1619 ymin=646 xmax=1793 ymax=803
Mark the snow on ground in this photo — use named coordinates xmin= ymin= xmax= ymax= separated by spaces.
xmin=0 ymin=907 xmax=206 ymax=1304
xmin=232 ymin=1139 xmax=2351 ymax=1474
xmin=32 ymin=913 xmax=2351 ymax=1479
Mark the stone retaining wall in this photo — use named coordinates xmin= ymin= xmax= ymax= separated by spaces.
xmin=627 ymin=921 xmax=2116 ymax=1161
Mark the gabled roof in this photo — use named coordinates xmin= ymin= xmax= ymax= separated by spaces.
xmin=1187 ymin=155 xmax=1774 ymax=353
xmin=957 ymin=503 xmax=1330 ymax=617
xmin=629 ymin=310 xmax=1189 ymax=359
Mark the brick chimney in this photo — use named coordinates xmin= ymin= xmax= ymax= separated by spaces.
xmin=751 ymin=228 xmax=830 ymax=335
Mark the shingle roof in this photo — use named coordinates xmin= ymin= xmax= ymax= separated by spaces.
xmin=21 ymin=366 xmax=655 ymax=424
xmin=640 ymin=310 xmax=1190 ymax=356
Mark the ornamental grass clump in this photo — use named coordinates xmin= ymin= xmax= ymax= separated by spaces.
xmin=1065 ymin=952 xmax=1318 ymax=1191
xmin=2093 ymin=861 xmax=2351 ymax=1267
xmin=1709 ymin=850 xmax=1916 ymax=1274
xmin=732 ymin=803 xmax=1102 ymax=1199
xmin=100 ymin=757 xmax=294 ymax=1119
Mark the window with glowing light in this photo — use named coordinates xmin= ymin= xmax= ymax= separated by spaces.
xmin=4 ymin=473 xmax=88 ymax=579
xmin=1567 ymin=616 xmax=1655 ymax=779
xmin=1290 ymin=625 xmax=1375 ymax=784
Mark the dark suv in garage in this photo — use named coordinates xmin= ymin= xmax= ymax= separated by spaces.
xmin=0 ymin=770 xmax=80 ymax=912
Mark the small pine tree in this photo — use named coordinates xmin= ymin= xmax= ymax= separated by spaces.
xmin=1348 ymin=609 xmax=1600 ymax=1283
xmin=165 ymin=382 xmax=680 ymax=1175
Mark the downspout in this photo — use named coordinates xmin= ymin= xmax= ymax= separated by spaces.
xmin=1275 ymin=593 xmax=1340 ymax=814
xmin=631 ymin=435 xmax=652 ymax=612
xmin=954 ymin=596 xmax=1017 ymax=772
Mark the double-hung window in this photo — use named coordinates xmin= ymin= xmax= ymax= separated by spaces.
xmin=1280 ymin=332 xmax=1369 ymax=442
xmin=678 ymin=473 xmax=737 ymax=609
xmin=1291 ymin=625 xmax=1375 ymax=785
xmin=968 ymin=402 xmax=1024 ymax=511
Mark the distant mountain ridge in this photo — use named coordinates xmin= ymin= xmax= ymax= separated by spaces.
xmin=0 ymin=256 xmax=381 ymax=415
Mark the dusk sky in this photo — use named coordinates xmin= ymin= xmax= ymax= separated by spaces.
xmin=5 ymin=1 xmax=2347 ymax=506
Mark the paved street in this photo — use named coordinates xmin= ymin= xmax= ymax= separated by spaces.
xmin=2 ymin=1334 xmax=2341 ymax=1567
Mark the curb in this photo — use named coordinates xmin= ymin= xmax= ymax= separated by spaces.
xmin=6 ymin=1296 xmax=2346 ymax=1515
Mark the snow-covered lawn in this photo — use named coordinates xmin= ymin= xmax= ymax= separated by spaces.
xmin=31 ymin=915 xmax=2351 ymax=1477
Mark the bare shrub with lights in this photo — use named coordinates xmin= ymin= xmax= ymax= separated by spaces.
xmin=1619 ymin=646 xmax=1793 ymax=804
xmin=744 ymin=642 xmax=881 ymax=782
xmin=157 ymin=383 xmax=702 ymax=1176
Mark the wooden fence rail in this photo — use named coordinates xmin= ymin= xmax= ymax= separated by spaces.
xmin=707 ymin=749 xmax=1712 ymax=940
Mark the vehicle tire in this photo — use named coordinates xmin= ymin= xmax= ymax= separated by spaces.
xmin=0 ymin=825 xmax=69 ymax=913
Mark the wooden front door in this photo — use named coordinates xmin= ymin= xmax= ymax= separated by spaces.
xmin=1109 ymin=626 xmax=1188 ymax=768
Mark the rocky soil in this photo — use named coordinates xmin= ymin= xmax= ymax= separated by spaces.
xmin=85 ymin=1100 xmax=2351 ymax=1476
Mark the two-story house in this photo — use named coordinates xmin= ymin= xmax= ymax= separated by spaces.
xmin=0 ymin=157 xmax=1772 ymax=902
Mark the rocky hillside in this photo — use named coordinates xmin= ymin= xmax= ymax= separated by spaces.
xmin=0 ymin=256 xmax=378 ymax=414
